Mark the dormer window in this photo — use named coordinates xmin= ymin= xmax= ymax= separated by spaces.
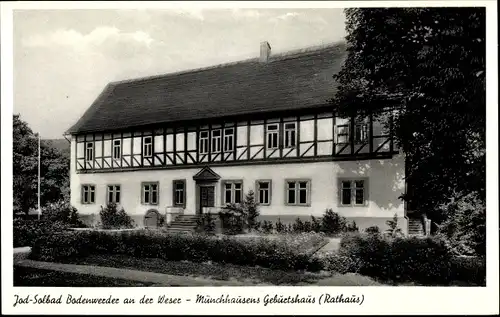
xmin=143 ymin=136 xmax=152 ymax=157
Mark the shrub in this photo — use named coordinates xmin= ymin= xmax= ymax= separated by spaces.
xmin=310 ymin=216 xmax=322 ymax=233
xmin=364 ymin=226 xmax=380 ymax=234
xmin=99 ymin=203 xmax=134 ymax=229
xmin=321 ymin=252 xmax=361 ymax=274
xmin=260 ymin=220 xmax=274 ymax=234
xmin=219 ymin=207 xmax=244 ymax=235
xmin=292 ymin=218 xmax=305 ymax=233
xmin=274 ymin=218 xmax=286 ymax=233
xmin=29 ymin=230 xmax=323 ymax=272
xmin=221 ymin=190 xmax=260 ymax=233
xmin=196 ymin=212 xmax=217 ymax=234
xmin=449 ymin=256 xmax=486 ymax=286
xmin=41 ymin=200 xmax=86 ymax=227
xmin=385 ymin=214 xmax=403 ymax=237
xmin=346 ymin=221 xmax=359 ymax=232
xmin=337 ymin=233 xmax=454 ymax=284
xmin=14 ymin=219 xmax=70 ymax=248
xmin=437 ymin=192 xmax=486 ymax=256
xmin=321 ymin=209 xmax=347 ymax=235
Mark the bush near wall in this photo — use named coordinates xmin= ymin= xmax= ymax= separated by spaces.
xmin=29 ymin=230 xmax=322 ymax=272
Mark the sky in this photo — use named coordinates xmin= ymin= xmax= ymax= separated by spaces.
xmin=13 ymin=8 xmax=346 ymax=139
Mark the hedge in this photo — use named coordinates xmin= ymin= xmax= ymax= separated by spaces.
xmin=14 ymin=219 xmax=70 ymax=248
xmin=30 ymin=230 xmax=323 ymax=272
xmin=322 ymin=232 xmax=486 ymax=285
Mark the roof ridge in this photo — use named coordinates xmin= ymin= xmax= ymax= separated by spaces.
xmin=110 ymin=41 xmax=345 ymax=86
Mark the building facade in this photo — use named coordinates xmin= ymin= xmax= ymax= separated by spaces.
xmin=67 ymin=42 xmax=410 ymax=233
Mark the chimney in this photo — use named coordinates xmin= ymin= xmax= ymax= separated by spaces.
xmin=259 ymin=41 xmax=271 ymax=63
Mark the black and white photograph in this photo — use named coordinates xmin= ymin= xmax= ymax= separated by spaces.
xmin=2 ymin=1 xmax=498 ymax=315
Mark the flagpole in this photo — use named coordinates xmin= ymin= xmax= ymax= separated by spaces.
xmin=38 ymin=134 xmax=41 ymax=220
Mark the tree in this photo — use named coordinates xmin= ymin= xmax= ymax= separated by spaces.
xmin=13 ymin=114 xmax=70 ymax=215
xmin=332 ymin=8 xmax=485 ymax=223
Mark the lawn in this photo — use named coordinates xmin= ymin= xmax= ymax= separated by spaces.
xmin=58 ymin=254 xmax=381 ymax=286
xmin=13 ymin=266 xmax=159 ymax=287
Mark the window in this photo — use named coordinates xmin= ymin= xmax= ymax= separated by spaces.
xmin=284 ymin=123 xmax=296 ymax=148
xmin=256 ymin=180 xmax=272 ymax=205
xmin=354 ymin=124 xmax=368 ymax=144
xmin=107 ymin=185 xmax=121 ymax=204
xmin=223 ymin=181 xmax=243 ymax=204
xmin=223 ymin=128 xmax=234 ymax=152
xmin=212 ymin=130 xmax=222 ymax=153
xmin=142 ymin=182 xmax=158 ymax=205
xmin=286 ymin=180 xmax=310 ymax=206
xmin=81 ymin=185 xmax=95 ymax=204
xmin=143 ymin=136 xmax=152 ymax=157
xmin=85 ymin=142 xmax=94 ymax=162
xmin=339 ymin=179 xmax=367 ymax=206
xmin=113 ymin=139 xmax=121 ymax=159
xmin=199 ymin=131 xmax=209 ymax=154
xmin=337 ymin=125 xmax=349 ymax=144
xmin=173 ymin=180 xmax=186 ymax=207
xmin=266 ymin=124 xmax=279 ymax=149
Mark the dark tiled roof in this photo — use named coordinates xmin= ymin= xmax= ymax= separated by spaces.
xmin=66 ymin=42 xmax=346 ymax=134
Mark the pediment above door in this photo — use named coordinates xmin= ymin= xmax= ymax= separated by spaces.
xmin=193 ymin=166 xmax=221 ymax=182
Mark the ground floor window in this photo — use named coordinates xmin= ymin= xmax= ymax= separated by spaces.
xmin=173 ymin=179 xmax=186 ymax=208
xmin=285 ymin=179 xmax=310 ymax=206
xmin=222 ymin=180 xmax=243 ymax=204
xmin=81 ymin=184 xmax=95 ymax=204
xmin=256 ymin=180 xmax=272 ymax=205
xmin=107 ymin=185 xmax=121 ymax=204
xmin=339 ymin=179 xmax=367 ymax=206
xmin=142 ymin=182 xmax=159 ymax=205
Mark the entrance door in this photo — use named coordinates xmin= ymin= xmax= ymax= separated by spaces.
xmin=199 ymin=185 xmax=215 ymax=214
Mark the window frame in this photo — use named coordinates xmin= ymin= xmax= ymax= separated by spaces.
xmin=199 ymin=131 xmax=209 ymax=154
xmin=172 ymin=179 xmax=186 ymax=208
xmin=255 ymin=180 xmax=272 ymax=206
xmin=354 ymin=123 xmax=369 ymax=144
xmin=283 ymin=122 xmax=297 ymax=148
xmin=338 ymin=178 xmax=369 ymax=207
xmin=143 ymin=136 xmax=153 ymax=158
xmin=112 ymin=139 xmax=122 ymax=160
xmin=336 ymin=124 xmax=350 ymax=144
xmin=211 ymin=129 xmax=222 ymax=153
xmin=284 ymin=179 xmax=311 ymax=206
xmin=266 ymin=123 xmax=279 ymax=150
xmin=106 ymin=184 xmax=121 ymax=204
xmin=223 ymin=128 xmax=235 ymax=152
xmin=81 ymin=184 xmax=96 ymax=204
xmin=85 ymin=141 xmax=94 ymax=162
xmin=221 ymin=180 xmax=244 ymax=205
xmin=141 ymin=182 xmax=159 ymax=205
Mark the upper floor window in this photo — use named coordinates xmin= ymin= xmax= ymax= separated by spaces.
xmin=199 ymin=131 xmax=209 ymax=154
xmin=340 ymin=179 xmax=367 ymax=206
xmin=223 ymin=180 xmax=243 ymax=205
xmin=113 ymin=139 xmax=121 ymax=160
xmin=212 ymin=129 xmax=222 ymax=153
xmin=142 ymin=182 xmax=158 ymax=205
xmin=223 ymin=128 xmax=234 ymax=152
xmin=284 ymin=122 xmax=296 ymax=148
xmin=107 ymin=185 xmax=121 ymax=204
xmin=143 ymin=136 xmax=152 ymax=157
xmin=81 ymin=184 xmax=95 ymax=204
xmin=256 ymin=180 xmax=271 ymax=205
xmin=354 ymin=124 xmax=368 ymax=144
xmin=173 ymin=179 xmax=186 ymax=207
xmin=337 ymin=125 xmax=349 ymax=144
xmin=85 ymin=142 xmax=94 ymax=162
xmin=266 ymin=124 xmax=279 ymax=149
xmin=286 ymin=179 xmax=310 ymax=206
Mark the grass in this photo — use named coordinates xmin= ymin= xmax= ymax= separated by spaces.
xmin=13 ymin=266 xmax=158 ymax=287
xmin=59 ymin=254 xmax=383 ymax=286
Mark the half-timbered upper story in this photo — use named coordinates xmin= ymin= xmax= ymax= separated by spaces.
xmin=66 ymin=42 xmax=399 ymax=173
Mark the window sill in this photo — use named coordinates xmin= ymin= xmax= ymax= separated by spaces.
xmin=285 ymin=203 xmax=311 ymax=207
